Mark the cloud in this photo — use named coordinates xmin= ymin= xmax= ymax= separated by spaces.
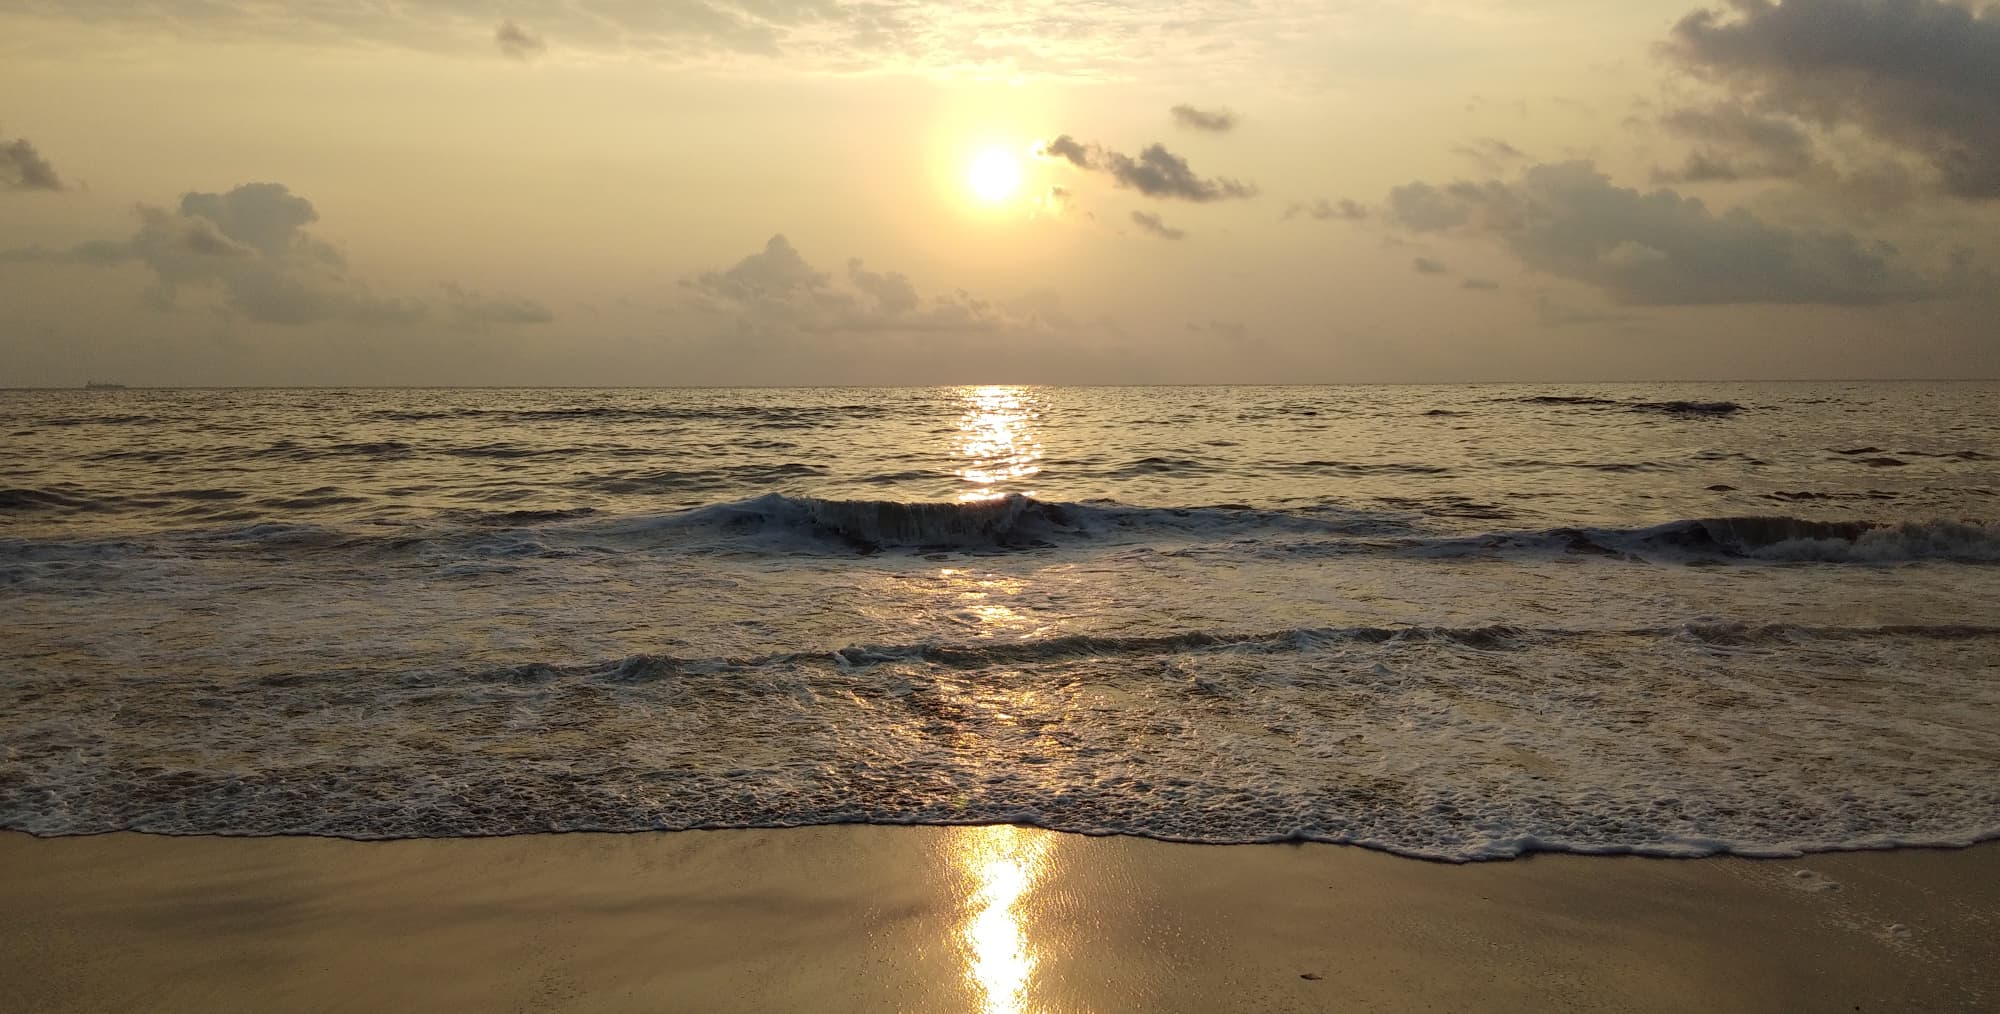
xmin=1461 ymin=278 xmax=1501 ymax=291
xmin=1186 ymin=319 xmax=1257 ymax=348
xmin=1666 ymin=0 xmax=2000 ymax=199
xmin=1170 ymin=104 xmax=1237 ymax=132
xmin=1385 ymin=161 xmax=1948 ymax=305
xmin=1038 ymin=135 xmax=1257 ymax=202
xmin=846 ymin=258 xmax=920 ymax=315
xmin=1284 ymin=197 xmax=1367 ymax=221
xmin=684 ymin=234 xmax=829 ymax=311
xmin=1452 ymin=137 xmax=1529 ymax=174
xmin=668 ymin=235 xmax=1145 ymax=385
xmin=18 ymin=1 xmax=1346 ymax=82
xmin=1412 ymin=256 xmax=1450 ymax=275
xmin=445 ymin=283 xmax=555 ymax=326
xmin=1651 ymin=102 xmax=1817 ymax=182
xmin=682 ymin=234 xmax=1022 ymax=336
xmin=1130 ymin=210 xmax=1187 ymax=240
xmin=4 ymin=182 xmax=545 ymax=327
xmin=1041 ymin=135 xmax=1093 ymax=169
xmin=2 ymin=135 xmax=64 ymax=191
xmin=495 ymin=21 xmax=546 ymax=60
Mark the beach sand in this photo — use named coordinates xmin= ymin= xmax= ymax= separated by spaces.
xmin=2 ymin=828 xmax=1994 ymax=1012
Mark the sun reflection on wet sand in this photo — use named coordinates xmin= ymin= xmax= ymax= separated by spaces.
xmin=954 ymin=825 xmax=1056 ymax=1014
xmin=955 ymin=385 xmax=1044 ymax=501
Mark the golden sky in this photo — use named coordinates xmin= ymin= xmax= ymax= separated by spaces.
xmin=2 ymin=1 xmax=1997 ymax=385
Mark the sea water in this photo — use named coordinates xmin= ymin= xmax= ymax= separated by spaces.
xmin=3 ymin=383 xmax=1997 ymax=860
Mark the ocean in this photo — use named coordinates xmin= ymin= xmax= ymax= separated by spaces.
xmin=2 ymin=383 xmax=1997 ymax=860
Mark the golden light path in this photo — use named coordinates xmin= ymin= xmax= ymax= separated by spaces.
xmin=943 ymin=386 xmax=1057 ymax=1010
xmin=955 ymin=825 xmax=1056 ymax=1014
xmin=954 ymin=385 xmax=1043 ymax=502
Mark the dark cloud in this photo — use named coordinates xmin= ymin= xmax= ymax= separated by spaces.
xmin=1041 ymin=135 xmax=1093 ymax=169
xmin=19 ymin=183 xmax=389 ymax=324
xmin=495 ymin=21 xmax=547 ymax=60
xmin=1412 ymin=256 xmax=1450 ymax=275
xmin=1386 ymin=161 xmax=1945 ymax=305
xmin=4 ymin=182 xmax=541 ymax=327
xmin=1106 ymin=144 xmax=1256 ymax=201
xmin=2 ymin=135 xmax=64 ymax=191
xmin=1667 ymin=0 xmax=2000 ymax=199
xmin=1284 ymin=197 xmax=1367 ymax=221
xmin=1130 ymin=211 xmax=1187 ymax=240
xmin=1651 ymin=102 xmax=1817 ymax=182
xmin=1038 ymin=135 xmax=1257 ymax=202
xmin=1170 ymin=105 xmax=1237 ymax=132
xmin=1461 ymin=278 xmax=1502 ymax=291
xmin=181 ymin=183 xmax=334 ymax=260
xmin=1386 ymin=180 xmax=1506 ymax=232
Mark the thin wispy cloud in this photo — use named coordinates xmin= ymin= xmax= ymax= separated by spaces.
xmin=494 ymin=21 xmax=546 ymax=61
xmin=1130 ymin=210 xmax=1187 ymax=240
xmin=1284 ymin=197 xmax=1366 ymax=222
xmin=13 ymin=0 xmax=1341 ymax=80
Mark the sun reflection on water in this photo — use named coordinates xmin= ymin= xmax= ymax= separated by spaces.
xmin=954 ymin=825 xmax=1055 ymax=1014
xmin=955 ymin=385 xmax=1044 ymax=501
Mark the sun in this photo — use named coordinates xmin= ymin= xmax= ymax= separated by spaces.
xmin=967 ymin=147 xmax=1022 ymax=203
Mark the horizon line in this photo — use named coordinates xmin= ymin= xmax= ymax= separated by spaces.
xmin=7 ymin=379 xmax=1999 ymax=392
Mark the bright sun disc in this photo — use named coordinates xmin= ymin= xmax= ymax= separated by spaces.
xmin=967 ymin=148 xmax=1021 ymax=203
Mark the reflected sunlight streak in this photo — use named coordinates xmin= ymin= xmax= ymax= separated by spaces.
xmin=955 ymin=385 xmax=1044 ymax=502
xmin=955 ymin=825 xmax=1055 ymax=1014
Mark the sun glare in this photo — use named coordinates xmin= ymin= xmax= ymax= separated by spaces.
xmin=967 ymin=148 xmax=1022 ymax=203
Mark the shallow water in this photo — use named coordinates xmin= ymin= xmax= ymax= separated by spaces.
xmin=3 ymin=383 xmax=1998 ymax=859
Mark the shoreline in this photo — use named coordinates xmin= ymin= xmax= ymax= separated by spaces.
xmin=4 ymin=827 xmax=1995 ymax=1012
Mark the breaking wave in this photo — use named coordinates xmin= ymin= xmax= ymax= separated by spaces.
xmin=592 ymin=498 xmax=2000 ymax=561
xmin=7 ymin=493 xmax=1998 ymax=565
xmin=6 ymin=620 xmax=1998 ymax=858
xmin=1502 ymin=395 xmax=1745 ymax=417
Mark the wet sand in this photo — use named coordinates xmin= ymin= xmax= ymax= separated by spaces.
xmin=2 ymin=828 xmax=1995 ymax=1012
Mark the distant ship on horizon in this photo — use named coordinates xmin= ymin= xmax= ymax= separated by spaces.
xmin=82 ymin=381 xmax=128 ymax=390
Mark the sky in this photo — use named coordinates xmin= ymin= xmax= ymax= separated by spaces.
xmin=2 ymin=0 xmax=1997 ymax=386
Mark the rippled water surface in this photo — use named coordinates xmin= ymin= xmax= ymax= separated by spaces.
xmin=3 ymin=384 xmax=1998 ymax=859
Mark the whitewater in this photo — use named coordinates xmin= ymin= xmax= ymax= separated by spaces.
xmin=3 ymin=383 xmax=1997 ymax=860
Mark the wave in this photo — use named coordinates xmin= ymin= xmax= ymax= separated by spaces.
xmin=587 ymin=493 xmax=1406 ymax=554
xmin=7 ymin=487 xmax=1996 ymax=565
xmin=8 ymin=618 xmax=1999 ymax=857
xmin=365 ymin=404 xmax=894 ymax=425
xmin=1632 ymin=516 xmax=2000 ymax=562
xmin=456 ymin=621 xmax=2000 ymax=685
xmin=1381 ymin=516 xmax=2000 ymax=563
xmin=1501 ymin=395 xmax=1744 ymax=417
